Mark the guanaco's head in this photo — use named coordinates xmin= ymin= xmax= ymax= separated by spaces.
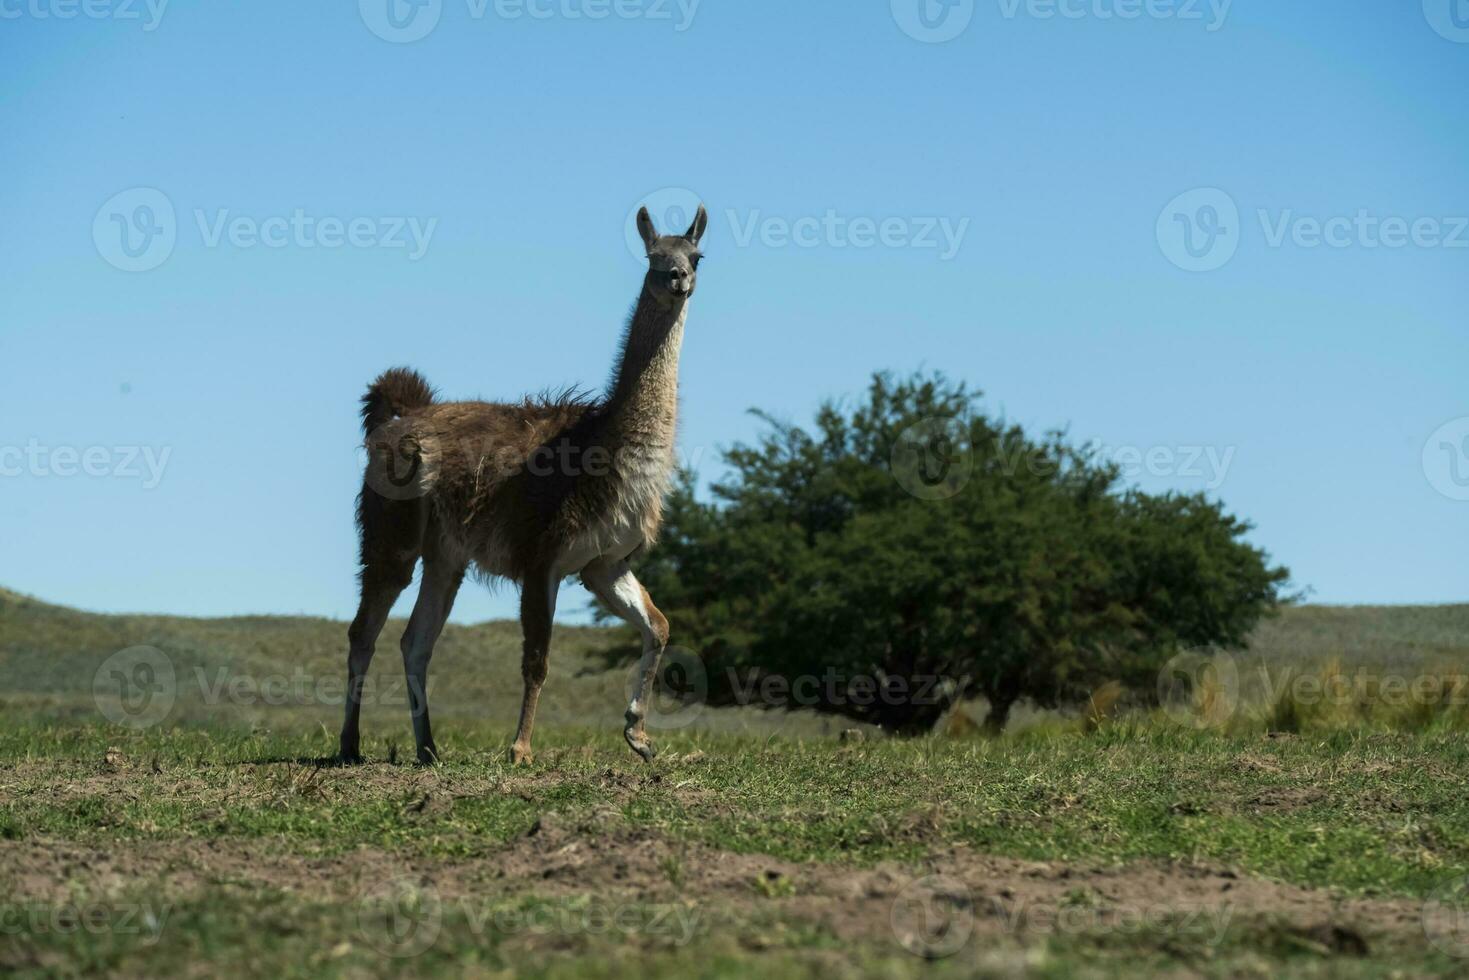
xmin=636 ymin=204 xmax=707 ymax=304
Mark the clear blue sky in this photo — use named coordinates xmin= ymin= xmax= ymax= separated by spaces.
xmin=2 ymin=0 xmax=1465 ymax=625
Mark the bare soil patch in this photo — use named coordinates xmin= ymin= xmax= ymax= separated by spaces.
xmin=0 ymin=804 xmax=1426 ymax=956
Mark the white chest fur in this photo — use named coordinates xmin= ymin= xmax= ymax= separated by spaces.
xmin=554 ymin=305 xmax=684 ymax=578
xmin=554 ymin=443 xmax=675 ymax=578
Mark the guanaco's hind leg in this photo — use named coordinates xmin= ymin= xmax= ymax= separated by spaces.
xmin=339 ymin=569 xmax=411 ymax=763
xmin=510 ymin=568 xmax=558 ymax=765
xmin=399 ymin=542 xmax=466 ymax=765
xmin=581 ymin=559 xmax=669 ymax=763
xmin=340 ymin=485 xmax=427 ymax=764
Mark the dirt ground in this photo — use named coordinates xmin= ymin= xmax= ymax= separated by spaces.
xmin=0 ymin=757 xmax=1428 ymax=962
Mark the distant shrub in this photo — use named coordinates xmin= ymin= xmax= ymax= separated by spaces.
xmin=1251 ymin=660 xmax=1469 ymax=734
xmin=621 ymin=372 xmax=1290 ymax=734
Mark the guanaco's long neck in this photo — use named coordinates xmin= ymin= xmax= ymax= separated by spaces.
xmin=603 ymin=284 xmax=686 ymax=449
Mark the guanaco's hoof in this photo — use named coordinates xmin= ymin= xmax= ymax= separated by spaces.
xmin=509 ymin=744 xmax=534 ymax=766
xmin=623 ymin=727 xmax=657 ymax=763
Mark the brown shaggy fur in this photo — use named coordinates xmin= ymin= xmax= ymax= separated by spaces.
xmin=338 ymin=205 xmax=708 ymax=766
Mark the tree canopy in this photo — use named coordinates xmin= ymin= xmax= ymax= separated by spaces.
xmin=620 ymin=372 xmax=1289 ymax=733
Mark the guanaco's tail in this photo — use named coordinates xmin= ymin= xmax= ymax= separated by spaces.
xmin=361 ymin=367 xmax=435 ymax=435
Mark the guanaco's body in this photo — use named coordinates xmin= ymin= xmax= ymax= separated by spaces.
xmin=339 ymin=205 xmax=707 ymax=765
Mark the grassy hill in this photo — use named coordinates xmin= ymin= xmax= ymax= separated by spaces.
xmin=3 ymin=585 xmax=1467 ymax=744
xmin=0 ymin=585 xmax=845 ymax=743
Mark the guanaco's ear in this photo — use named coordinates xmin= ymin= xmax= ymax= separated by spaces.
xmin=684 ymin=204 xmax=708 ymax=246
xmin=636 ymin=207 xmax=660 ymax=253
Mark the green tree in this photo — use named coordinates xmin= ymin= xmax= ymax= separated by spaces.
xmin=624 ymin=372 xmax=1288 ymax=734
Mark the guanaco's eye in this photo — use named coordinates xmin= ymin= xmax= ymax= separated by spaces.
xmin=691 ymin=253 xmax=703 ymax=269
